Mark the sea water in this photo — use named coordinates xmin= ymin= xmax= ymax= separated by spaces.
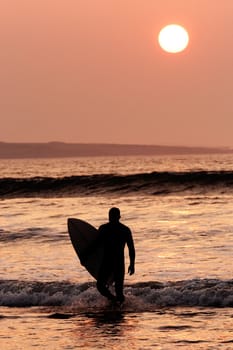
xmin=0 ymin=154 xmax=233 ymax=349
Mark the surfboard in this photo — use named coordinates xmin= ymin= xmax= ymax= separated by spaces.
xmin=67 ymin=218 xmax=104 ymax=280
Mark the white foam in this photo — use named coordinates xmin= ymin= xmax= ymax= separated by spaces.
xmin=1 ymin=279 xmax=233 ymax=309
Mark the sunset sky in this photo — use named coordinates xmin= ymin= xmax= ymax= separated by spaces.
xmin=1 ymin=0 xmax=233 ymax=147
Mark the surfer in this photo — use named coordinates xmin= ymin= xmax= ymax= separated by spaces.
xmin=96 ymin=207 xmax=135 ymax=303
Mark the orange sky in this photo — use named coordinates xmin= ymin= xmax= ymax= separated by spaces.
xmin=1 ymin=0 xmax=233 ymax=147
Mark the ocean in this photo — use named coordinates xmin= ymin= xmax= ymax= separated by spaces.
xmin=1 ymin=154 xmax=233 ymax=349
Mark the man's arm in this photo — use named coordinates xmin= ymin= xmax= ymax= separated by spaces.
xmin=126 ymin=228 xmax=135 ymax=275
xmin=79 ymin=225 xmax=105 ymax=264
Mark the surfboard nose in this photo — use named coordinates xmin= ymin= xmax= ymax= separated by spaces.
xmin=67 ymin=218 xmax=75 ymax=230
xmin=68 ymin=218 xmax=76 ymax=222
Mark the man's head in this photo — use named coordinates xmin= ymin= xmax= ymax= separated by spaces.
xmin=109 ymin=207 xmax=121 ymax=223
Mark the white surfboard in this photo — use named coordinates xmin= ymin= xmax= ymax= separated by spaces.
xmin=67 ymin=218 xmax=104 ymax=280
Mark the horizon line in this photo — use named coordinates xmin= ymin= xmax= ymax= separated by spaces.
xmin=0 ymin=141 xmax=232 ymax=150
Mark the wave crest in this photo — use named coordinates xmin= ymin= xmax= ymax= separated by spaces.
xmin=1 ymin=171 xmax=233 ymax=198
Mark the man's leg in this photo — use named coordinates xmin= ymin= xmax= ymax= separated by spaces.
xmin=96 ymin=280 xmax=115 ymax=301
xmin=97 ymin=264 xmax=115 ymax=301
xmin=114 ymin=267 xmax=125 ymax=302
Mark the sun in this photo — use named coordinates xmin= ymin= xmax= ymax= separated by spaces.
xmin=158 ymin=24 xmax=189 ymax=53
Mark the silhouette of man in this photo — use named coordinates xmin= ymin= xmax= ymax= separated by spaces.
xmin=96 ymin=207 xmax=135 ymax=303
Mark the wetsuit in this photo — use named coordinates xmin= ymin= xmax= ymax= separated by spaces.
xmin=96 ymin=221 xmax=135 ymax=302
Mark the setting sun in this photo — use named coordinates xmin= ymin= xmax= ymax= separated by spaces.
xmin=158 ymin=24 xmax=189 ymax=53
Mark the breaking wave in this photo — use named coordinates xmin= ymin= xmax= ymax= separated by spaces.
xmin=1 ymin=279 xmax=233 ymax=309
xmin=0 ymin=171 xmax=233 ymax=198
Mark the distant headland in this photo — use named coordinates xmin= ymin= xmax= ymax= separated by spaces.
xmin=0 ymin=142 xmax=232 ymax=159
